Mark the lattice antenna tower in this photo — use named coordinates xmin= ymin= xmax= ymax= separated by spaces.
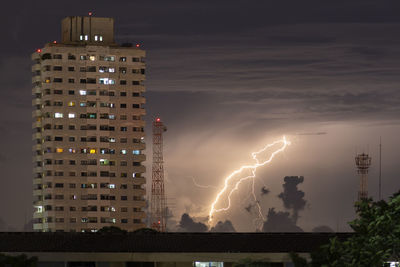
xmin=150 ymin=117 xmax=167 ymax=231
xmin=355 ymin=153 xmax=371 ymax=201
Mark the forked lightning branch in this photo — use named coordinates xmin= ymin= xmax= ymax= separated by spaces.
xmin=208 ymin=136 xmax=290 ymax=223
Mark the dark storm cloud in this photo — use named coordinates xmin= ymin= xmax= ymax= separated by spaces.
xmin=278 ymin=176 xmax=307 ymax=224
xmin=178 ymin=213 xmax=208 ymax=232
xmin=261 ymin=186 xmax=270 ymax=196
xmin=210 ymin=220 xmax=236 ymax=232
xmin=262 ymin=208 xmax=303 ymax=232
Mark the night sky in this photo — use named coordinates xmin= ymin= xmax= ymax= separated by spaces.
xmin=1 ymin=0 xmax=400 ymax=231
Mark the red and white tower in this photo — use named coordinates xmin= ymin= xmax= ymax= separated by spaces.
xmin=150 ymin=118 xmax=167 ymax=231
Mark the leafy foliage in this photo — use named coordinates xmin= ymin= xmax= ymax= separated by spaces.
xmin=291 ymin=191 xmax=400 ymax=266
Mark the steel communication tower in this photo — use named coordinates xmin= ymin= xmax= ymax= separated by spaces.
xmin=355 ymin=153 xmax=371 ymax=200
xmin=150 ymin=118 xmax=167 ymax=231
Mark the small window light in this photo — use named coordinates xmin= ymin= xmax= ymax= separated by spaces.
xmin=132 ymin=173 xmax=136 ymax=178
xmin=56 ymin=148 xmax=64 ymax=153
xmin=94 ymin=35 xmax=98 ymax=41
xmin=89 ymin=55 xmax=95 ymax=61
xmin=79 ymin=90 xmax=87 ymax=95
xmin=99 ymin=36 xmax=103 ymax=41
xmin=121 ymin=149 xmax=127 ymax=155
xmin=54 ymin=112 xmax=63 ymax=118
xmin=89 ymin=149 xmax=96 ymax=154
xmin=109 ymin=184 xmax=115 ymax=189
xmin=133 ymin=150 xmax=140 ymax=155
xmin=68 ymin=113 xmax=75 ymax=118
xmin=68 ymin=148 xmax=76 ymax=153
xmin=85 ymin=35 xmax=88 ymax=41
xmin=68 ymin=101 xmax=75 ymax=107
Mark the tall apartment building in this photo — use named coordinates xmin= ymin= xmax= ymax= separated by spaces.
xmin=32 ymin=16 xmax=146 ymax=232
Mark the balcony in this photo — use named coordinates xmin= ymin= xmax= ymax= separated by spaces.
xmin=132 ymin=177 xmax=146 ymax=185
xmin=133 ymin=188 xmax=146 ymax=196
xmin=132 ymin=165 xmax=146 ymax=173
xmin=133 ymin=211 xmax=146 ymax=219
xmin=31 ymin=64 xmax=41 ymax=72
xmin=132 ymin=154 xmax=146 ymax=162
xmin=132 ymin=200 xmax=146 ymax=208
xmin=32 ymin=76 xmax=41 ymax=84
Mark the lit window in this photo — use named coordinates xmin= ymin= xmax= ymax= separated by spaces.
xmin=79 ymin=35 xmax=84 ymax=41
xmin=109 ymin=114 xmax=115 ymax=120
xmin=99 ymin=36 xmax=103 ymax=41
xmin=132 ymin=173 xmax=137 ymax=178
xmin=100 ymin=159 xmax=109 ymax=166
xmin=121 ymin=149 xmax=127 ymax=155
xmin=109 ymin=138 xmax=116 ymax=143
xmin=56 ymin=148 xmax=63 ymax=153
xmin=85 ymin=35 xmax=88 ymax=41
xmin=109 ymin=184 xmax=115 ymax=189
xmin=99 ymin=78 xmax=115 ymax=85
xmin=68 ymin=113 xmax=75 ymax=118
xmin=133 ymin=150 xmax=140 ymax=155
xmin=68 ymin=101 xmax=75 ymax=107
xmin=89 ymin=149 xmax=96 ymax=154
xmin=89 ymin=55 xmax=95 ymax=61
xmin=109 ymin=68 xmax=115 ymax=73
xmin=68 ymin=148 xmax=76 ymax=153
xmin=79 ymin=90 xmax=86 ymax=95
xmin=94 ymin=35 xmax=98 ymax=41
xmin=54 ymin=113 xmax=63 ymax=118
xmin=80 ymin=102 xmax=86 ymax=107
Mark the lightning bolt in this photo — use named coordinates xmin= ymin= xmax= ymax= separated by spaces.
xmin=208 ymin=136 xmax=290 ymax=224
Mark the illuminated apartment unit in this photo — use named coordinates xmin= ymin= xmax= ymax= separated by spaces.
xmin=31 ymin=16 xmax=146 ymax=232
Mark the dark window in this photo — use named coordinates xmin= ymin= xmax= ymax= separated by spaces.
xmin=68 ymin=66 xmax=75 ymax=71
xmin=132 ymin=104 xmax=140 ymax=108
xmin=68 ymin=78 xmax=75 ymax=83
xmin=120 ymin=92 xmax=127 ymax=96
xmin=120 ymin=80 xmax=127 ymax=85
xmin=120 ymin=104 xmax=126 ymax=108
xmin=68 ymin=90 xmax=75 ymax=95
xmin=53 ymin=66 xmax=62 ymax=71
xmin=53 ymin=78 xmax=63 ymax=83
xmin=132 ymin=81 xmax=140 ymax=85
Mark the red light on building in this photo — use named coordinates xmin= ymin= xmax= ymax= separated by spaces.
xmin=88 ymin=12 xmax=93 ymax=16
xmin=136 ymin=44 xmax=140 ymax=48
xmin=36 ymin=49 xmax=42 ymax=53
xmin=156 ymin=118 xmax=161 ymax=122
xmin=53 ymin=41 xmax=57 ymax=44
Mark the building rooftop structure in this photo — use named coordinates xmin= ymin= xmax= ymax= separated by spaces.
xmin=0 ymin=232 xmax=352 ymax=266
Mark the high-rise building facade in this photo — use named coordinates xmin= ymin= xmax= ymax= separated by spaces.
xmin=32 ymin=16 xmax=146 ymax=232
